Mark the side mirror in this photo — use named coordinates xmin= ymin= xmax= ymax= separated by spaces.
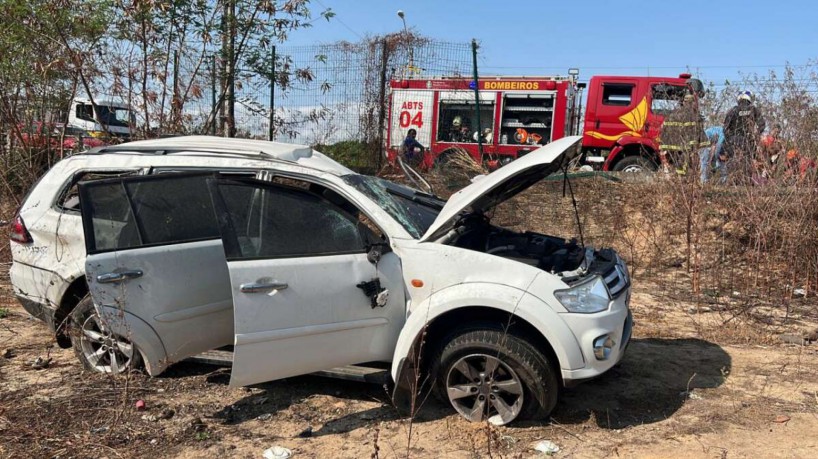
xmin=367 ymin=244 xmax=383 ymax=264
xmin=358 ymin=221 xmax=390 ymax=264
xmin=366 ymin=242 xmax=392 ymax=264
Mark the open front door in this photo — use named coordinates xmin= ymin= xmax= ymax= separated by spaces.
xmin=79 ymin=173 xmax=234 ymax=373
xmin=207 ymin=176 xmax=405 ymax=387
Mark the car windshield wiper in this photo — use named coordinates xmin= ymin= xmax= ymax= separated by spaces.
xmin=386 ymin=187 xmax=445 ymax=210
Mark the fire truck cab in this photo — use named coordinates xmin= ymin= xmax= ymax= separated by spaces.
xmin=386 ymin=72 xmax=704 ymax=172
xmin=582 ymin=73 xmax=705 ymax=172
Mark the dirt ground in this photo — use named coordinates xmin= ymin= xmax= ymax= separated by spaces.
xmin=2 ymin=274 xmax=818 ymax=459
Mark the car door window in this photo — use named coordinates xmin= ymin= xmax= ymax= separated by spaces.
xmin=57 ymin=170 xmax=141 ymax=212
xmin=214 ymin=181 xmax=366 ymax=260
xmin=81 ymin=180 xmax=141 ymax=252
xmin=80 ymin=173 xmax=220 ymax=254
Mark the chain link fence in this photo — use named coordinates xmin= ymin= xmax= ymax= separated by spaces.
xmin=214 ymin=35 xmax=474 ymax=172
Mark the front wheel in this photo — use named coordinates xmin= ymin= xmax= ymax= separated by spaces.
xmin=433 ymin=328 xmax=559 ymax=425
xmin=69 ymin=296 xmax=142 ymax=374
xmin=611 ymin=155 xmax=658 ymax=173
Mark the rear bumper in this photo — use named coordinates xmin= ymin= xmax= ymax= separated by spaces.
xmin=9 ymin=260 xmax=71 ymax=328
xmin=16 ymin=294 xmax=58 ymax=332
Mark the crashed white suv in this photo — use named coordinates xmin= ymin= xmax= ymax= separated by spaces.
xmin=10 ymin=135 xmax=631 ymax=425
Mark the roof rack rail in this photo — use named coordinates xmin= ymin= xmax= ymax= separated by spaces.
xmin=86 ymin=145 xmax=279 ymax=160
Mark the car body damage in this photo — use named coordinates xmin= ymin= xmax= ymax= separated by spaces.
xmin=13 ymin=135 xmax=631 ymax=425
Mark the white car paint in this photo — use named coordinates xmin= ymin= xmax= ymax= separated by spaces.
xmin=14 ymin=135 xmax=630 ymax=399
xmin=10 ymin=137 xmax=366 ymax=336
xmin=85 ymin=239 xmax=233 ymax=375
xmin=226 ymin=251 xmax=405 ymax=386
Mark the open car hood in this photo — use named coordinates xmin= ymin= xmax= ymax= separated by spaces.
xmin=419 ymin=136 xmax=582 ymax=243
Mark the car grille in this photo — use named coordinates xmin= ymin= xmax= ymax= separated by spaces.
xmin=603 ymin=262 xmax=628 ymax=298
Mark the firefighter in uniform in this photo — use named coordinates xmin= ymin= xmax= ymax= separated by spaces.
xmin=723 ymin=90 xmax=765 ymax=182
xmin=659 ymin=94 xmax=709 ymax=176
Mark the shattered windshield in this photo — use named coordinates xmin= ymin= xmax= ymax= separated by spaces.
xmin=343 ymin=175 xmax=443 ymax=239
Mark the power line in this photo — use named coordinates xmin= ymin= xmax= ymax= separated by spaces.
xmin=312 ymin=0 xmax=364 ymax=40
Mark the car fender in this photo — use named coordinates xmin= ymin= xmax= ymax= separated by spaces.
xmin=390 ymin=282 xmax=583 ymax=382
xmin=97 ymin=305 xmax=169 ymax=376
xmin=603 ymin=137 xmax=658 ymax=171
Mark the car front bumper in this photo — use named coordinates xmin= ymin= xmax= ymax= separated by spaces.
xmin=559 ymin=288 xmax=632 ymax=385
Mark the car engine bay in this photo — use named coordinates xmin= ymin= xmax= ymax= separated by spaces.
xmin=446 ymin=213 xmax=620 ymax=285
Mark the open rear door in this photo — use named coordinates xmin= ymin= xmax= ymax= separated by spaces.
xmin=206 ymin=176 xmax=405 ymax=387
xmin=79 ymin=173 xmax=234 ymax=373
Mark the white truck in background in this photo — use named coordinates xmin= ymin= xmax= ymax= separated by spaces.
xmin=66 ymin=98 xmax=135 ymax=140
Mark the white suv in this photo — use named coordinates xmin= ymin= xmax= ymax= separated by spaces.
xmin=10 ymin=135 xmax=632 ymax=425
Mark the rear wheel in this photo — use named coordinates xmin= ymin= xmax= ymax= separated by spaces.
xmin=611 ymin=155 xmax=658 ymax=173
xmin=69 ymin=296 xmax=142 ymax=374
xmin=432 ymin=327 xmax=559 ymax=425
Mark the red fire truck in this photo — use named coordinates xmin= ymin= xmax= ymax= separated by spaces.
xmin=386 ymin=72 xmax=704 ymax=172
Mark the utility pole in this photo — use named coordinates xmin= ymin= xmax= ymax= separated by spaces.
xmin=471 ymin=39 xmax=483 ymax=158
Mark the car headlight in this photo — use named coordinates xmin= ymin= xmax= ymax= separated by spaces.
xmin=554 ymin=275 xmax=611 ymax=313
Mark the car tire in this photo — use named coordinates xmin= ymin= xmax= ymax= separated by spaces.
xmin=432 ymin=327 xmax=559 ymax=425
xmin=69 ymin=295 xmax=142 ymax=374
xmin=611 ymin=155 xmax=658 ymax=173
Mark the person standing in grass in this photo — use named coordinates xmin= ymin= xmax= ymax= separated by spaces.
xmin=701 ymin=126 xmax=725 ymax=184
xmin=659 ymin=94 xmax=709 ymax=177
xmin=723 ymin=91 xmax=766 ymax=183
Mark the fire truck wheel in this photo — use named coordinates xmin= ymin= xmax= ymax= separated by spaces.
xmin=612 ymin=155 xmax=658 ymax=173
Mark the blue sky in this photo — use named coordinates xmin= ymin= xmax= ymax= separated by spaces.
xmin=289 ymin=0 xmax=817 ymax=88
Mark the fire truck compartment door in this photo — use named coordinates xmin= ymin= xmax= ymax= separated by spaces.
xmin=390 ymin=91 xmax=434 ymax=147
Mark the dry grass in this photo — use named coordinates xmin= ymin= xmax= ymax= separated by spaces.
xmin=402 ymin=157 xmax=818 ymax=345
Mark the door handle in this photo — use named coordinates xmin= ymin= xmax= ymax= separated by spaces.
xmin=97 ymin=269 xmax=143 ymax=284
xmin=240 ymin=280 xmax=288 ymax=294
xmin=595 ymin=119 xmax=600 ymax=129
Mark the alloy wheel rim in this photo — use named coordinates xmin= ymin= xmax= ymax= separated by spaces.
xmin=446 ymin=353 xmax=524 ymax=425
xmin=79 ymin=314 xmax=134 ymax=374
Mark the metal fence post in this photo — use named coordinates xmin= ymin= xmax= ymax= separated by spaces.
xmin=269 ymin=45 xmax=276 ymax=142
xmin=376 ymin=38 xmax=389 ymax=170
xmin=172 ymin=50 xmax=180 ymax=129
xmin=471 ymin=39 xmax=483 ymax=158
xmin=211 ymin=54 xmax=217 ymax=135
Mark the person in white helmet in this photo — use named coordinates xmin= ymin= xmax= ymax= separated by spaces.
xmin=449 ymin=116 xmax=472 ymax=142
xmin=723 ymin=90 xmax=765 ymax=182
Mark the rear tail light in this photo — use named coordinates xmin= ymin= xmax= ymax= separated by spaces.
xmin=9 ymin=215 xmax=33 ymax=244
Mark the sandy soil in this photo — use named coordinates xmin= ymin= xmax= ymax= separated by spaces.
xmin=2 ymin=275 xmax=818 ymax=459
